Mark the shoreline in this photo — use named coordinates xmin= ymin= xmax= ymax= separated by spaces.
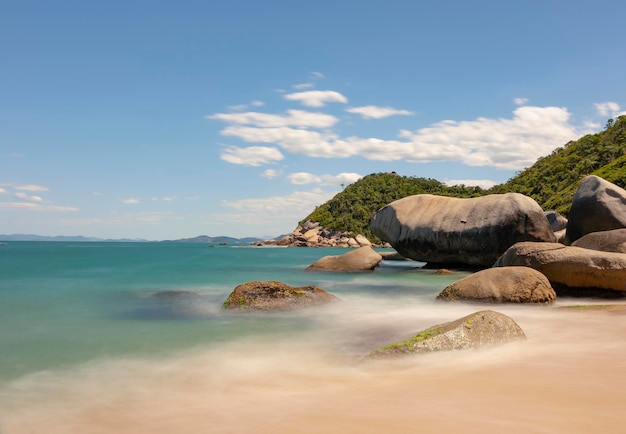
xmin=1 ymin=303 xmax=625 ymax=433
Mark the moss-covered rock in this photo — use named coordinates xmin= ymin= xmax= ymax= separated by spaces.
xmin=223 ymin=281 xmax=339 ymax=311
xmin=369 ymin=310 xmax=526 ymax=358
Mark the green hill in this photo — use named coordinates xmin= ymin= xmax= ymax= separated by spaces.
xmin=301 ymin=115 xmax=626 ymax=241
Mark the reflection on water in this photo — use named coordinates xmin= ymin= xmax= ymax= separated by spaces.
xmin=1 ymin=297 xmax=625 ymax=434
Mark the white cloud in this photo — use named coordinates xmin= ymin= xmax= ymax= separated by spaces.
xmin=151 ymin=196 xmax=177 ymax=202
xmin=0 ymin=202 xmax=78 ymax=212
xmin=220 ymin=145 xmax=284 ymax=166
xmin=222 ymin=188 xmax=334 ymax=218
xmin=288 ymin=172 xmax=362 ymax=186
xmin=13 ymin=184 xmax=49 ymax=192
xmin=310 ymin=72 xmax=325 ymax=80
xmin=513 ymin=98 xmax=529 ymax=106
xmin=261 ymin=169 xmax=280 ymax=179
xmin=346 ymin=105 xmax=414 ymax=119
xmin=122 ymin=198 xmax=140 ymax=204
xmin=208 ymin=109 xmax=338 ymax=128
xmin=251 ymin=100 xmax=264 ymax=107
xmin=594 ymin=101 xmax=626 ymax=117
xmin=0 ymin=188 xmax=7 ymax=195
xmin=288 ymin=172 xmax=322 ymax=185
xmin=14 ymin=192 xmax=43 ymax=202
xmin=444 ymin=179 xmax=498 ymax=189
xmin=283 ymin=90 xmax=348 ymax=107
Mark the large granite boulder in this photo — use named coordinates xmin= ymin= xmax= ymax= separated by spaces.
xmin=437 ymin=267 xmax=556 ymax=303
xmin=223 ymin=281 xmax=339 ymax=311
xmin=565 ymin=176 xmax=626 ymax=244
xmin=370 ymin=193 xmax=555 ymax=266
xmin=369 ymin=310 xmax=526 ymax=358
xmin=494 ymin=242 xmax=626 ymax=296
xmin=571 ymin=228 xmax=626 ymax=253
xmin=306 ymin=246 xmax=383 ymax=271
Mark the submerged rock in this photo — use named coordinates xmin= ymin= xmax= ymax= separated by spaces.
xmin=306 ymin=246 xmax=383 ymax=271
xmin=370 ymin=193 xmax=555 ymax=267
xmin=437 ymin=267 xmax=556 ymax=303
xmin=223 ymin=281 xmax=339 ymax=311
xmin=369 ymin=310 xmax=526 ymax=358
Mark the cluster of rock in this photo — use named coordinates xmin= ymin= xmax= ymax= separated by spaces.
xmin=255 ymin=220 xmax=381 ymax=248
xmin=370 ymin=175 xmax=626 ymax=298
xmin=217 ymin=174 xmax=626 ymax=362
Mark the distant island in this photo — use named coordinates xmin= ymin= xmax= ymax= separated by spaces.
xmin=0 ymin=234 xmax=267 ymax=244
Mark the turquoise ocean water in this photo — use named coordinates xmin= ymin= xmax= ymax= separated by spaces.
xmin=0 ymin=242 xmax=465 ymax=383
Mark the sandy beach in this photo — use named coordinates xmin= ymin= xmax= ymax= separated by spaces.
xmin=2 ymin=302 xmax=625 ymax=434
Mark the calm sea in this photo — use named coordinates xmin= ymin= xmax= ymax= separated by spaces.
xmin=2 ymin=242 xmax=625 ymax=433
xmin=0 ymin=242 xmax=461 ymax=382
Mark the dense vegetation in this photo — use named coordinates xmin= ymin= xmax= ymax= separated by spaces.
xmin=301 ymin=116 xmax=626 ymax=240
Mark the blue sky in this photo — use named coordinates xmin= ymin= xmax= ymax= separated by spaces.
xmin=1 ymin=0 xmax=625 ymax=240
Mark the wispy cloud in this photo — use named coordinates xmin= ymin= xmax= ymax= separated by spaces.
xmin=283 ymin=90 xmax=348 ymax=107
xmin=288 ymin=172 xmax=362 ymax=186
xmin=347 ymin=105 xmax=414 ymax=119
xmin=513 ymin=97 xmax=529 ymax=106
xmin=208 ymin=109 xmax=338 ymax=128
xmin=1 ymin=183 xmax=50 ymax=192
xmin=594 ymin=101 xmax=626 ymax=118
xmin=0 ymin=202 xmax=79 ymax=212
xmin=14 ymin=192 xmax=43 ymax=202
xmin=293 ymin=82 xmax=314 ymax=90
xmin=220 ymin=188 xmax=336 ymax=228
xmin=220 ymin=145 xmax=284 ymax=166
xmin=261 ymin=169 xmax=280 ymax=179
xmin=122 ymin=198 xmax=140 ymax=204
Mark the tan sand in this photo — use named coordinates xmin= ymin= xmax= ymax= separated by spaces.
xmin=1 ymin=304 xmax=625 ymax=433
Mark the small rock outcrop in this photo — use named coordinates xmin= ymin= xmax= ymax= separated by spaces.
xmin=370 ymin=193 xmax=556 ymax=267
xmin=369 ymin=310 xmax=526 ymax=358
xmin=545 ymin=211 xmax=568 ymax=232
xmin=565 ymin=176 xmax=626 ymax=244
xmin=437 ymin=267 xmax=556 ymax=303
xmin=494 ymin=242 xmax=626 ymax=296
xmin=263 ymin=220 xmax=377 ymax=248
xmin=306 ymin=246 xmax=383 ymax=271
xmin=571 ymin=228 xmax=626 ymax=253
xmin=223 ymin=281 xmax=339 ymax=311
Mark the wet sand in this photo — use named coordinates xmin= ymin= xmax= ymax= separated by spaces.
xmin=1 ymin=304 xmax=625 ymax=433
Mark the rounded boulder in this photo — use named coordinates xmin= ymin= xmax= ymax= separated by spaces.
xmin=437 ymin=267 xmax=556 ymax=303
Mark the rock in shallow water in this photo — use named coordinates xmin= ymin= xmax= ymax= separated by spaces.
xmin=223 ymin=281 xmax=340 ymax=311
xmin=369 ymin=310 xmax=526 ymax=358
xmin=305 ymin=246 xmax=383 ymax=271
